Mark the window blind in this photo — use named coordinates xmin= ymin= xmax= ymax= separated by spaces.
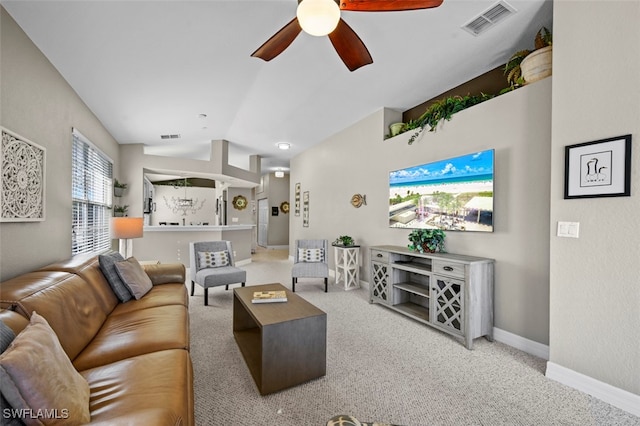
xmin=71 ymin=130 xmax=113 ymax=255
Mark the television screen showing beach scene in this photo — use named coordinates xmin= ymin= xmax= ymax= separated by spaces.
xmin=389 ymin=149 xmax=494 ymax=232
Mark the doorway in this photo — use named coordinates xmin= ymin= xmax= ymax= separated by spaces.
xmin=257 ymin=198 xmax=268 ymax=248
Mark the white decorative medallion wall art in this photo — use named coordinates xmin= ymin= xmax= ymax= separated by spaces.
xmin=1 ymin=127 xmax=46 ymax=222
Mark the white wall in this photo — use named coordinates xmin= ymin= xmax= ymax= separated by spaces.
xmin=549 ymin=0 xmax=640 ymax=398
xmin=0 ymin=8 xmax=120 ymax=280
xmin=291 ymin=79 xmax=552 ymax=345
xmin=152 ymin=185 xmax=217 ymax=226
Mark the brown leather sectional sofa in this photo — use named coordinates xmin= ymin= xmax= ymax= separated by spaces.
xmin=0 ymin=253 xmax=193 ymax=425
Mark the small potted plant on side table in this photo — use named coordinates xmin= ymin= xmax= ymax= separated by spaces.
xmin=408 ymin=229 xmax=446 ymax=253
xmin=333 ymin=235 xmax=355 ymax=247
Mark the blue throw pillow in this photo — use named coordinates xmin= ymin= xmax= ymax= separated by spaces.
xmin=99 ymin=251 xmax=133 ymax=302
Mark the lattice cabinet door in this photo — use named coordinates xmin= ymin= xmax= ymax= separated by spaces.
xmin=370 ymin=261 xmax=390 ymax=305
xmin=432 ymin=275 xmax=465 ymax=335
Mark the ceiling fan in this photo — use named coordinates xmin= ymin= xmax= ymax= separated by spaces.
xmin=251 ymin=0 xmax=444 ymax=72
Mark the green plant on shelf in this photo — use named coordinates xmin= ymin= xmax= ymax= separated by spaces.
xmin=406 ymin=93 xmax=493 ymax=144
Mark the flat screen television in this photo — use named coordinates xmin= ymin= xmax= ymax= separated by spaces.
xmin=389 ymin=149 xmax=494 ymax=232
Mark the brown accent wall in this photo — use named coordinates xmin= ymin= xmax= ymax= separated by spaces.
xmin=403 ymin=66 xmax=507 ymax=122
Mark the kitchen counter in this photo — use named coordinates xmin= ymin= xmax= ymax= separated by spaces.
xmin=134 ymin=225 xmax=255 ymax=264
xmin=144 ymin=225 xmax=255 ymax=232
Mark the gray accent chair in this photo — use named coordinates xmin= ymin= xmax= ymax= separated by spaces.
xmin=189 ymin=240 xmax=246 ymax=305
xmin=291 ymin=239 xmax=329 ymax=293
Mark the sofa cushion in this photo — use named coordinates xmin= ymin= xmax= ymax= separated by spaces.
xmin=114 ymin=257 xmax=153 ymax=300
xmin=98 ymin=252 xmax=133 ymax=303
xmin=82 ymin=349 xmax=192 ymax=425
xmin=72 ymin=304 xmax=189 ymax=371
xmin=0 ymin=312 xmax=90 ymax=425
xmin=109 ymin=284 xmax=188 ymax=316
xmin=40 ymin=253 xmax=120 ymax=315
xmin=197 ymin=250 xmax=229 ymax=269
xmin=3 ymin=273 xmax=109 ymax=362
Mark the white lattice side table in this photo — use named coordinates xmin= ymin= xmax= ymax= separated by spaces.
xmin=333 ymin=245 xmax=360 ymax=291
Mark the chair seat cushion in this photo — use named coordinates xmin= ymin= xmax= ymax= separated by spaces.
xmin=195 ymin=266 xmax=246 ymax=288
xmin=292 ymin=262 xmax=329 ymax=278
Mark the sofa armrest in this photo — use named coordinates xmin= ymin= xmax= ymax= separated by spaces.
xmin=143 ymin=263 xmax=186 ymax=286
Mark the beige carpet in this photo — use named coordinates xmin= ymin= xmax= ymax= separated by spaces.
xmin=187 ymin=248 xmax=640 ymax=426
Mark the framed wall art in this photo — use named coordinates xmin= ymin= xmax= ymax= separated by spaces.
xmin=564 ymin=135 xmax=632 ymax=199
xmin=295 ymin=182 xmax=301 ymax=216
xmin=303 ymin=191 xmax=309 ymax=227
xmin=1 ymin=127 xmax=46 ymax=222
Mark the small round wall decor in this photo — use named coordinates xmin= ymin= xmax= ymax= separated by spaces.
xmin=280 ymin=201 xmax=290 ymax=214
xmin=350 ymin=193 xmax=366 ymax=208
xmin=232 ymin=195 xmax=248 ymax=210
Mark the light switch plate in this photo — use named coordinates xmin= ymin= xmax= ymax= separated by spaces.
xmin=557 ymin=221 xmax=580 ymax=238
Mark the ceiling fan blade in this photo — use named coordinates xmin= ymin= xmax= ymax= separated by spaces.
xmin=340 ymin=0 xmax=444 ymax=12
xmin=328 ymin=18 xmax=373 ymax=72
xmin=251 ymin=18 xmax=302 ymax=62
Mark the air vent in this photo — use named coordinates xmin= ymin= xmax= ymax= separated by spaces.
xmin=462 ymin=1 xmax=516 ymax=36
xmin=160 ymin=134 xmax=181 ymax=140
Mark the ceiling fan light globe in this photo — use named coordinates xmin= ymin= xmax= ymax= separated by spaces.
xmin=296 ymin=0 xmax=341 ymax=37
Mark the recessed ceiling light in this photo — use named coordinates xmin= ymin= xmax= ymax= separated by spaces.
xmin=277 ymin=142 xmax=290 ymax=150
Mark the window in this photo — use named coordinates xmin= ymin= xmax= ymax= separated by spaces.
xmin=71 ymin=129 xmax=113 ymax=255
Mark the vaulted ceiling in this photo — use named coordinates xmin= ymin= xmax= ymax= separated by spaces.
xmin=2 ymin=0 xmax=553 ymax=173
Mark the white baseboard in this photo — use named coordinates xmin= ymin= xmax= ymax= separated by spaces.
xmin=235 ymin=258 xmax=252 ymax=267
xmin=493 ymin=327 xmax=550 ymax=360
xmin=546 ymin=362 xmax=640 ymax=417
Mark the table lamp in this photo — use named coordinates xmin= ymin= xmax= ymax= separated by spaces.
xmin=111 ymin=217 xmax=144 ymax=258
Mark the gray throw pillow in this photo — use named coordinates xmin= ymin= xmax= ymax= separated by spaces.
xmin=99 ymin=251 xmax=133 ymax=302
xmin=114 ymin=257 xmax=153 ymax=300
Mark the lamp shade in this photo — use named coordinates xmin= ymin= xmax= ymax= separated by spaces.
xmin=296 ymin=0 xmax=340 ymax=37
xmin=111 ymin=217 xmax=144 ymax=239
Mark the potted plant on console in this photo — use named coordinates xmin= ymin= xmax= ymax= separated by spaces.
xmin=408 ymin=229 xmax=446 ymax=253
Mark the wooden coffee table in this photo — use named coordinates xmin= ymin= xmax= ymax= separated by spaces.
xmin=233 ymin=283 xmax=327 ymax=395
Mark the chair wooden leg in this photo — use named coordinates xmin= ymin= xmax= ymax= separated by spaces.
xmin=191 ymin=281 xmax=195 ymax=296
xmin=241 ymin=282 xmax=245 ymax=287
xmin=204 ymin=288 xmax=209 ymax=306
xmin=225 ymin=285 xmax=229 ymax=290
xmin=324 ymin=277 xmax=328 ymax=293
xmin=292 ymin=277 xmax=296 ymax=292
